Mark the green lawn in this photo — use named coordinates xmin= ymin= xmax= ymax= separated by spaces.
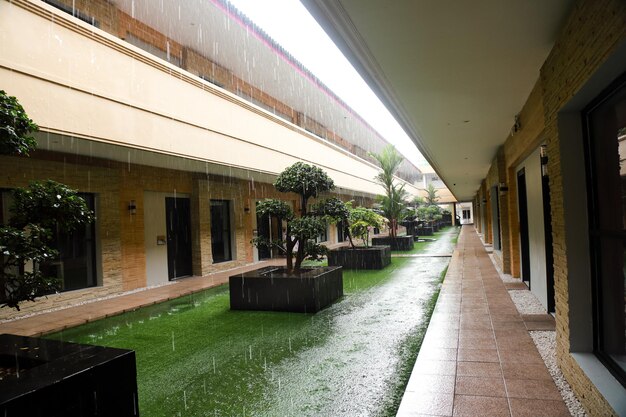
xmin=47 ymin=233 xmax=456 ymax=417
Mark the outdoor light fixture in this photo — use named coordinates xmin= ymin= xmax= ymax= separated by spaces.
xmin=128 ymin=200 xmax=137 ymax=215
xmin=511 ymin=114 xmax=522 ymax=135
xmin=540 ymin=144 xmax=549 ymax=177
xmin=499 ymin=182 xmax=509 ymax=194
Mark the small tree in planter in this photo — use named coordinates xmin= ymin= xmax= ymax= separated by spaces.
xmin=417 ymin=204 xmax=442 ymax=233
xmin=348 ymin=206 xmax=385 ymax=247
xmin=327 ymin=204 xmax=390 ymax=270
xmin=0 ymin=90 xmax=94 ymax=310
xmin=369 ymin=145 xmax=414 ymax=250
xmin=251 ymin=162 xmax=338 ymax=271
xmin=235 ymin=163 xmax=344 ymax=313
xmin=370 ymin=145 xmax=408 ymax=238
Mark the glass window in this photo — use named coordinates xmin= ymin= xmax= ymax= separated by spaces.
xmin=210 ymin=200 xmax=233 ymax=263
xmin=1 ymin=190 xmax=97 ymax=293
xmin=584 ymin=73 xmax=626 ymax=386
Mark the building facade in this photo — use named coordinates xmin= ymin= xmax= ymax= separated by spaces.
xmin=0 ymin=0 xmax=422 ymax=320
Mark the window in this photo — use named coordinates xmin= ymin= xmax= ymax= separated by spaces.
xmin=210 ymin=200 xmax=233 ymax=263
xmin=43 ymin=0 xmax=99 ymax=27
xmin=1 ymin=190 xmax=97 ymax=293
xmin=125 ymin=35 xmax=182 ymax=67
xmin=584 ymin=72 xmax=626 ymax=387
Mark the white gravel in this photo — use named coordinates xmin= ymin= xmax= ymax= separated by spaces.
xmin=530 ymin=331 xmax=588 ymax=417
xmin=508 ymin=289 xmax=546 ymax=314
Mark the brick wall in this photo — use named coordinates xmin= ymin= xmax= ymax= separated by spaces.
xmin=0 ymin=150 xmax=309 ymax=320
xmin=0 ymin=151 xmax=123 ymax=320
xmin=540 ymin=0 xmax=626 ymax=415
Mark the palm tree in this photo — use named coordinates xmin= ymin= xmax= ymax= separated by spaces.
xmin=425 ymin=183 xmax=439 ymax=206
xmin=370 ymin=145 xmax=407 ymax=238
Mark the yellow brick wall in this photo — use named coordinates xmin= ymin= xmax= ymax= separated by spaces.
xmin=540 ymin=0 xmax=626 ymax=415
xmin=0 ymin=150 xmax=308 ymax=320
xmin=0 ymin=151 xmax=123 ymax=320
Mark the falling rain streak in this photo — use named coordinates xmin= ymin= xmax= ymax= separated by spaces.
xmin=47 ymin=229 xmax=458 ymax=416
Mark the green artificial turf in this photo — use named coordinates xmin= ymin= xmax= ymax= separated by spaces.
xmin=47 ymin=234 xmax=456 ymax=417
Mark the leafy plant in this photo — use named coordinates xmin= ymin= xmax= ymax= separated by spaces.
xmin=0 ymin=181 xmax=95 ymax=310
xmin=348 ymin=206 xmax=385 ymax=247
xmin=425 ymin=183 xmax=439 ymax=206
xmin=251 ymin=162 xmax=338 ymax=270
xmin=370 ymin=145 xmax=409 ymax=238
xmin=0 ymin=92 xmax=94 ymax=309
xmin=416 ymin=205 xmax=442 ymax=225
xmin=0 ymin=90 xmax=38 ymax=156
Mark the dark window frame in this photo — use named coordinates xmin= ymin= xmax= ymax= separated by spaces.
xmin=582 ymin=70 xmax=626 ymax=388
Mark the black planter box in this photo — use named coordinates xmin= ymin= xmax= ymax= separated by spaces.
xmin=229 ymin=266 xmax=343 ymax=313
xmin=0 ymin=334 xmax=139 ymax=417
xmin=327 ymin=246 xmax=391 ymax=270
xmin=417 ymin=226 xmax=434 ymax=236
xmin=371 ymin=236 xmax=414 ymax=251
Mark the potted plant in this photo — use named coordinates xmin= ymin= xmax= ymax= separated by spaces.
xmin=327 ymin=204 xmax=391 ymax=269
xmin=230 ymin=162 xmax=343 ymax=313
xmin=369 ymin=145 xmax=414 ymax=250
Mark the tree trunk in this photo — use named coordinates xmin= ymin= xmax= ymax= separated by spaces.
xmin=295 ymin=236 xmax=305 ymax=270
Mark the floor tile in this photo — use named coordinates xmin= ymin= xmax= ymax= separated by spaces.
xmin=455 ymin=376 xmax=506 ymax=397
xmin=509 ymin=398 xmax=571 ymax=417
xmin=504 ymin=378 xmax=562 ymax=400
xmin=412 ymin=360 xmax=457 ymax=376
xmin=500 ymin=363 xmax=553 ymax=381
xmin=456 ymin=361 xmax=502 ymax=378
xmin=452 ymin=395 xmax=510 ymax=417
xmin=406 ymin=374 xmax=456 ymax=394
xmin=398 ymin=392 xmax=454 ymax=416
xmin=457 ymin=348 xmax=499 ymax=362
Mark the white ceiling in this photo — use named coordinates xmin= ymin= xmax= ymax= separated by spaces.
xmin=301 ymin=0 xmax=574 ymax=201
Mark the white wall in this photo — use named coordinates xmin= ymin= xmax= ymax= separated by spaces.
xmin=457 ymin=202 xmax=474 ymax=224
xmin=517 ymin=147 xmax=548 ymax=310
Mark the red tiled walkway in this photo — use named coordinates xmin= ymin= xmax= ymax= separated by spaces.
xmin=0 ymin=259 xmax=285 ymax=337
xmin=397 ymin=225 xmax=569 ymax=417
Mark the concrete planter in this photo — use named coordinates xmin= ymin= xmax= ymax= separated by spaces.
xmin=328 ymin=246 xmax=391 ymax=270
xmin=417 ymin=226 xmax=434 ymax=236
xmin=229 ymin=266 xmax=343 ymax=313
xmin=371 ymin=236 xmax=414 ymax=251
xmin=0 ymin=334 xmax=138 ymax=416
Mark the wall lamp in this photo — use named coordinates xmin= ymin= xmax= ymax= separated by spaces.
xmin=499 ymin=182 xmax=509 ymax=194
xmin=128 ymin=200 xmax=137 ymax=215
xmin=540 ymin=144 xmax=549 ymax=177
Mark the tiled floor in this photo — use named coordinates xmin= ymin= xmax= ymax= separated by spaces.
xmin=0 ymin=258 xmax=284 ymax=337
xmin=397 ymin=225 xmax=568 ymax=417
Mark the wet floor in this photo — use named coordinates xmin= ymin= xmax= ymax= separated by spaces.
xmin=48 ymin=228 xmax=458 ymax=417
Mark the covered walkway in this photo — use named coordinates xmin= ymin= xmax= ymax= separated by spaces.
xmin=398 ymin=225 xmax=567 ymax=417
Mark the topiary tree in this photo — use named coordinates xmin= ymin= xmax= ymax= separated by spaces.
xmin=370 ymin=145 xmax=409 ymax=238
xmin=252 ymin=162 xmax=339 ymax=271
xmin=0 ymin=91 xmax=94 ymax=310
